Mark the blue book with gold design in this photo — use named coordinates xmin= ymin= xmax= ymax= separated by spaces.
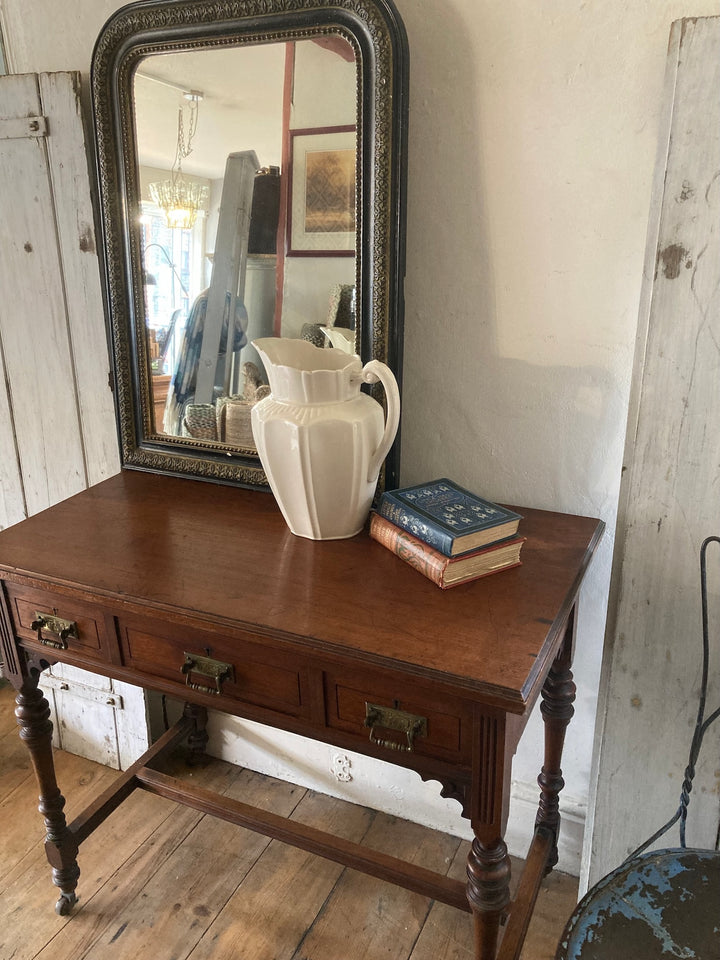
xmin=377 ymin=479 xmax=522 ymax=557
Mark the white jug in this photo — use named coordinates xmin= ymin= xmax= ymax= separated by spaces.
xmin=251 ymin=337 xmax=400 ymax=540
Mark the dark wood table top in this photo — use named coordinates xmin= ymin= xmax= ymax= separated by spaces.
xmin=0 ymin=471 xmax=603 ymax=712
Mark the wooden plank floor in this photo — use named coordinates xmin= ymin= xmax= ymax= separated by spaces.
xmin=0 ymin=681 xmax=578 ymax=960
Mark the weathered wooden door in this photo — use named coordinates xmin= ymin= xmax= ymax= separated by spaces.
xmin=584 ymin=18 xmax=720 ymax=888
xmin=0 ymin=71 xmax=149 ymax=768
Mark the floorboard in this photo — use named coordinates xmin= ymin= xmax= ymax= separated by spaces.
xmin=0 ymin=681 xmax=578 ymax=959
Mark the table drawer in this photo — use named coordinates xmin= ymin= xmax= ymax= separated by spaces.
xmin=6 ymin=584 xmax=113 ymax=662
xmin=118 ymin=617 xmax=309 ymax=719
xmin=324 ymin=671 xmax=471 ymax=764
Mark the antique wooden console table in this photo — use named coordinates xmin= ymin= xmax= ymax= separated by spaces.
xmin=0 ymin=471 xmax=603 ymax=960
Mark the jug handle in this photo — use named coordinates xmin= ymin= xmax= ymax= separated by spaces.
xmin=361 ymin=360 xmax=400 ymax=484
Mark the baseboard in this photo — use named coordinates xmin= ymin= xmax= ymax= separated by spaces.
xmin=205 ymin=712 xmax=586 ymax=877
xmin=505 ymin=779 xmax=585 ymax=876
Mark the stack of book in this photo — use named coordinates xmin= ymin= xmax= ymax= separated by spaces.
xmin=369 ymin=478 xmax=525 ymax=589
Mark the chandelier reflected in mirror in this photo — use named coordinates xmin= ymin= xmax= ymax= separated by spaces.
xmin=149 ymin=90 xmax=208 ymax=229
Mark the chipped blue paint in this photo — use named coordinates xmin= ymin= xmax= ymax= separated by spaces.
xmin=557 ymin=849 xmax=720 ymax=959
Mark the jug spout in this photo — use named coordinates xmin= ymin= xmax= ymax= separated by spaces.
xmin=253 ymin=337 xmax=362 ymax=404
xmin=253 ymin=336 xmax=357 ymax=371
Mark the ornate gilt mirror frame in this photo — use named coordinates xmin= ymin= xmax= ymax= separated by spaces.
xmin=91 ymin=0 xmax=408 ymax=488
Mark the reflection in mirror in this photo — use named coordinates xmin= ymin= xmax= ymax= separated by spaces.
xmin=132 ymin=39 xmax=358 ymax=447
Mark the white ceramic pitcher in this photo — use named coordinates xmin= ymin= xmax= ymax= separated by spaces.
xmin=251 ymin=337 xmax=400 ymax=540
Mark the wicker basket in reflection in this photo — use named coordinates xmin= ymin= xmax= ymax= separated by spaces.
xmin=182 ymin=403 xmax=217 ymax=440
xmin=217 ymin=397 xmax=256 ymax=450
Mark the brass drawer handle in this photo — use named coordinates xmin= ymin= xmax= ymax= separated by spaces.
xmin=31 ymin=613 xmax=78 ymax=650
xmin=181 ymin=653 xmax=234 ymax=695
xmin=364 ymin=702 xmax=428 ymax=753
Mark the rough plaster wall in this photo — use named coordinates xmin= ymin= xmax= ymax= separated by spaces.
xmin=394 ymin=0 xmax=719 ymax=864
xmin=4 ymin=0 xmax=719 ymax=876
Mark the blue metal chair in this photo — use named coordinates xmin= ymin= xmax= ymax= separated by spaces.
xmin=556 ymin=537 xmax=720 ymax=960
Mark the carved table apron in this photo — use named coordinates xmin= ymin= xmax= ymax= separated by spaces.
xmin=0 ymin=471 xmax=603 ymax=960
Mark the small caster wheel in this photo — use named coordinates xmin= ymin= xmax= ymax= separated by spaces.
xmin=55 ymin=891 xmax=78 ymax=916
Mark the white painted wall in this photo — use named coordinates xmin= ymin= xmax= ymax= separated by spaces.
xmin=292 ymin=39 xmax=356 ymax=129
xmin=282 ymin=40 xmax=358 ymax=337
xmin=3 ymin=0 xmax=718 ymax=877
xmin=393 ymin=0 xmax=720 ymax=874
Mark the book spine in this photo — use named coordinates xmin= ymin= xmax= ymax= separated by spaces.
xmin=369 ymin=515 xmax=449 ymax=586
xmin=377 ymin=497 xmax=454 ymax=556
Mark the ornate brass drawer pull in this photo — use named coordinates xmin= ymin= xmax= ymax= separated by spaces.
xmin=31 ymin=613 xmax=78 ymax=650
xmin=181 ymin=653 xmax=234 ymax=695
xmin=364 ymin=702 xmax=428 ymax=753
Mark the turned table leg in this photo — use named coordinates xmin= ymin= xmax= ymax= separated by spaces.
xmin=535 ymin=609 xmax=576 ymax=874
xmin=467 ymin=835 xmax=512 ymax=960
xmin=15 ymin=673 xmax=80 ymax=914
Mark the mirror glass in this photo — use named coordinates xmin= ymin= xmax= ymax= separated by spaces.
xmin=134 ymin=39 xmax=358 ymax=443
xmin=92 ymin=0 xmax=407 ymax=488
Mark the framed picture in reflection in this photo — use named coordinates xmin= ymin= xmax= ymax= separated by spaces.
xmin=287 ymin=125 xmax=356 ymax=256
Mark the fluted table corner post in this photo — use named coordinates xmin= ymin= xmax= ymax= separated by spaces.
xmin=466 ymin=707 xmax=513 ymax=960
xmin=15 ymin=670 xmax=80 ymax=915
xmin=535 ymin=607 xmax=577 ymax=875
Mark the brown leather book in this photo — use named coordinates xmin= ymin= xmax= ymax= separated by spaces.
xmin=369 ymin=513 xmax=526 ymax=589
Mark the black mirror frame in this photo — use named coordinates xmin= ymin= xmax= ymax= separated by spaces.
xmin=91 ymin=0 xmax=408 ymax=490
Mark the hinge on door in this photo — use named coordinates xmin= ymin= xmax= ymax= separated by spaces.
xmin=40 ymin=673 xmax=124 ymax=709
xmin=0 ymin=116 xmax=48 ymax=140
